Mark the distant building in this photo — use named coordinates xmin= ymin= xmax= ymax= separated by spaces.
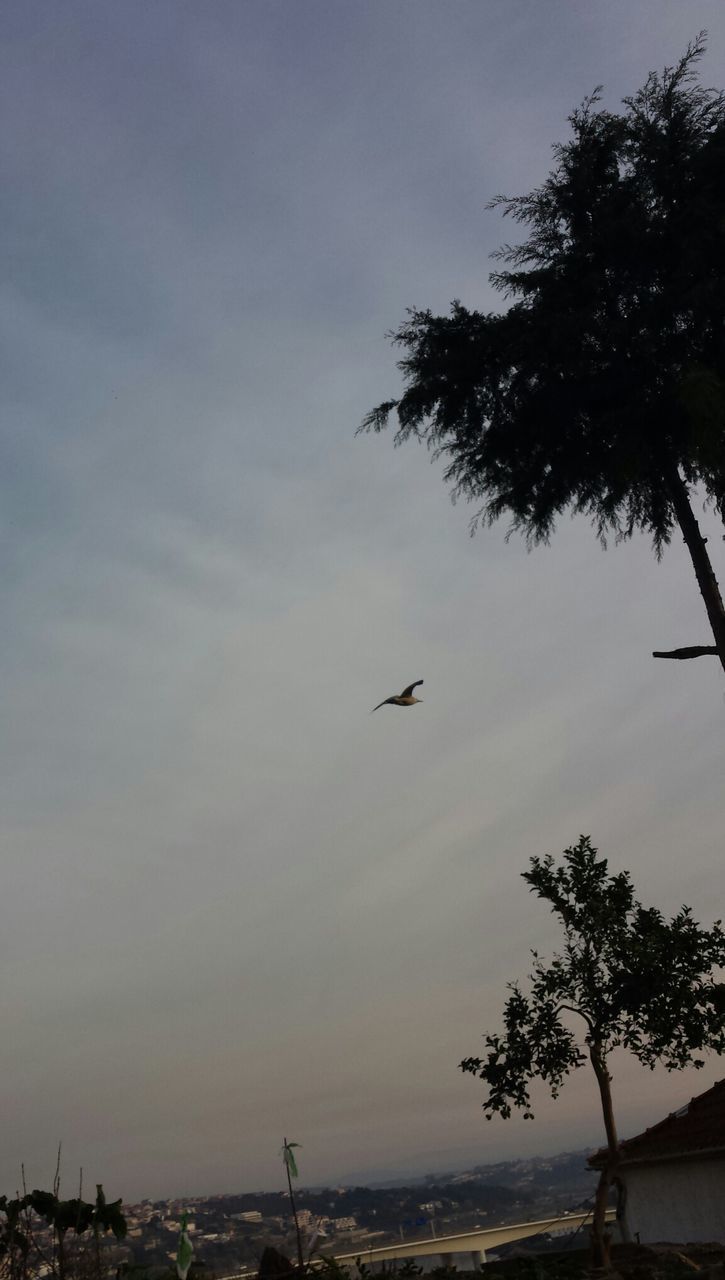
xmin=233 ymin=1211 xmax=263 ymax=1223
xmin=589 ymin=1079 xmax=725 ymax=1243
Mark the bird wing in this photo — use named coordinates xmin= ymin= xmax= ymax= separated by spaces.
xmin=371 ymin=697 xmax=394 ymax=713
xmin=400 ymin=680 xmax=423 ymax=698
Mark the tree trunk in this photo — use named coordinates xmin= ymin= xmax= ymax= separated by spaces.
xmin=589 ymin=1045 xmax=619 ymax=1271
xmin=665 ymin=466 xmax=725 ymax=675
xmin=55 ymin=1228 xmax=66 ymax=1280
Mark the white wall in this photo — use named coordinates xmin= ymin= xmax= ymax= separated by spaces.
xmin=624 ymin=1158 xmax=725 ymax=1243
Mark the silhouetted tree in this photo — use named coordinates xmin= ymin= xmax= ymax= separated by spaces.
xmin=460 ymin=836 xmax=725 ymax=1268
xmin=0 ymin=1184 xmax=126 ymax=1280
xmin=361 ymin=37 xmax=725 ymax=674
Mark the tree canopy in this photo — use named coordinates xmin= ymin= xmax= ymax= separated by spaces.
xmin=361 ymin=36 xmax=725 ymax=670
xmin=460 ymin=835 xmax=725 ymax=1266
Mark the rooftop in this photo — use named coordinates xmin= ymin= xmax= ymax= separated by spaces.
xmin=590 ymin=1078 xmax=725 ymax=1168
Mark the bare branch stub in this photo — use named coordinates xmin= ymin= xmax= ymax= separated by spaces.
xmin=652 ymin=645 xmax=719 ymax=660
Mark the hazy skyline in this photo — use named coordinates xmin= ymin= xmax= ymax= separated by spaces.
xmin=2 ymin=0 xmax=725 ymax=1202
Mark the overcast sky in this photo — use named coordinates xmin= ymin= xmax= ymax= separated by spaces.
xmin=2 ymin=0 xmax=725 ymax=1204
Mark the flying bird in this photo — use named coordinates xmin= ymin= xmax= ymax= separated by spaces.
xmin=371 ymin=680 xmax=424 ymax=713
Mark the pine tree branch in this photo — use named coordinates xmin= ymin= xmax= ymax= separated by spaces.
xmin=652 ymin=645 xmax=719 ymax=659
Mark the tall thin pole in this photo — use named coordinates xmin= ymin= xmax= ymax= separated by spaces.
xmin=284 ymin=1139 xmax=305 ymax=1275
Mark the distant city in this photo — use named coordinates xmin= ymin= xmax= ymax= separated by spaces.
xmin=114 ymin=1149 xmax=597 ymax=1275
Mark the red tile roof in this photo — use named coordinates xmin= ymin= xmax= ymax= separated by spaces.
xmin=589 ymin=1078 xmax=725 ymax=1168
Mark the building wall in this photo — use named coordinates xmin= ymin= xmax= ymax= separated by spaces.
xmin=624 ymin=1158 xmax=725 ymax=1243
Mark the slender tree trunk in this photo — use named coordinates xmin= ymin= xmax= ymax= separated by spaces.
xmin=665 ymin=466 xmax=725 ymax=675
xmin=55 ymin=1228 xmax=66 ymax=1280
xmin=589 ymin=1045 xmax=619 ymax=1271
xmin=93 ymin=1223 xmax=102 ymax=1280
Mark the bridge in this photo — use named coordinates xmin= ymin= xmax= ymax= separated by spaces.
xmin=217 ymin=1207 xmax=617 ymax=1278
xmin=332 ymin=1207 xmax=618 ymax=1270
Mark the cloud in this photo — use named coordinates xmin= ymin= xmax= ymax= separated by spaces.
xmin=1 ymin=0 xmax=724 ymax=1200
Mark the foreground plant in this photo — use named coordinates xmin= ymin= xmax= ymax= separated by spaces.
xmin=0 ymin=1183 xmax=126 ymax=1280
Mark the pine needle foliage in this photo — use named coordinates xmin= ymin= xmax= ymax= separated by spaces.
xmin=362 ymin=35 xmax=725 ymax=549
xmin=361 ymin=37 xmax=725 ymax=666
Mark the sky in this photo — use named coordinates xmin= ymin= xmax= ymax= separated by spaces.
xmin=1 ymin=0 xmax=725 ymax=1204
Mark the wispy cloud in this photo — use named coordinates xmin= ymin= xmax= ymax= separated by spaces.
xmin=1 ymin=0 xmax=724 ymax=1199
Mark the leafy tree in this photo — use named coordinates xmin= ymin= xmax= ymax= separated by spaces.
xmin=460 ymin=836 xmax=725 ymax=1269
xmin=361 ymin=37 xmax=725 ymax=674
